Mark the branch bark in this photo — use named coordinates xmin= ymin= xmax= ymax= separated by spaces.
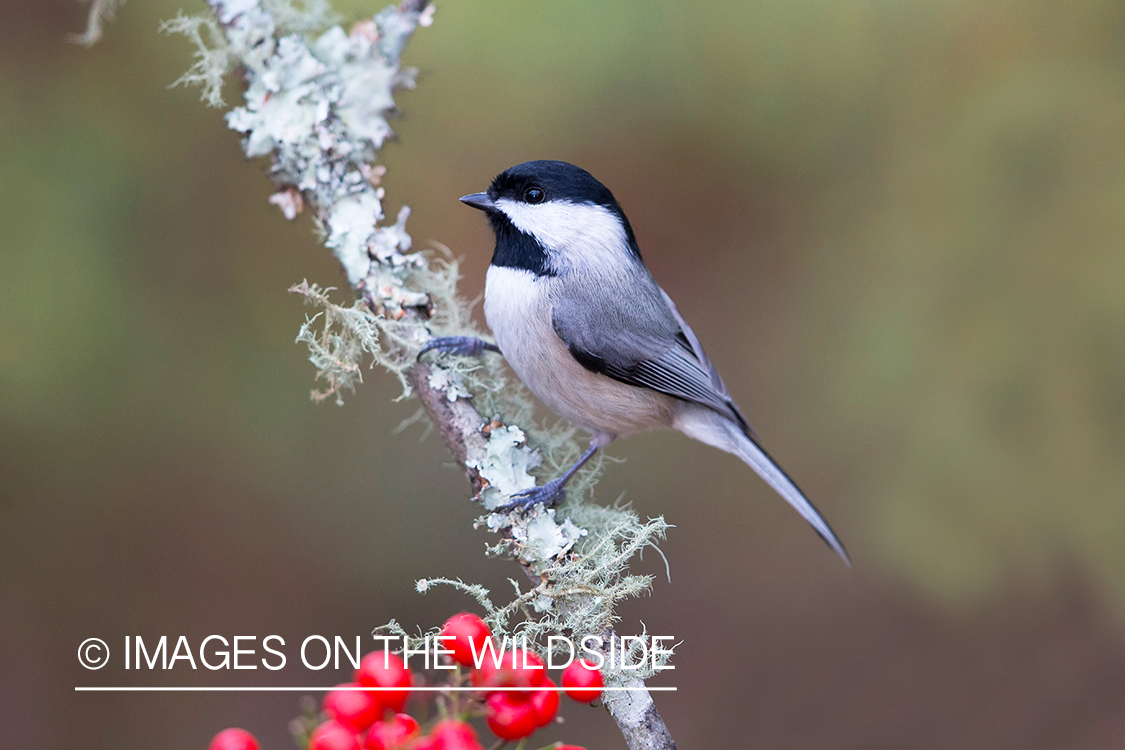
xmin=406 ymin=362 xmax=487 ymax=494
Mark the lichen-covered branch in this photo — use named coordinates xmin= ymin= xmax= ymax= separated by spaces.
xmin=167 ymin=2 xmax=676 ymax=747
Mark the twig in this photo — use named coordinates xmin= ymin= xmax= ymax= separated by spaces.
xmin=69 ymin=0 xmax=125 ymax=47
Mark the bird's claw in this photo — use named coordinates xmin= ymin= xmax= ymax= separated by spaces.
xmin=417 ymin=336 xmax=500 ymax=361
xmin=496 ymin=478 xmax=567 ymax=512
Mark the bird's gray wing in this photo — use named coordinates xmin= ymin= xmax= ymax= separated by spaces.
xmin=554 ymin=273 xmax=845 ymax=564
xmin=656 ymin=287 xmax=754 ymax=436
xmin=551 ymin=274 xmax=751 ymax=433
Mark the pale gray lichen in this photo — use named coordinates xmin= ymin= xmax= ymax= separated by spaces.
xmin=508 ymin=509 xmax=587 ymax=563
xmin=169 ymin=0 xmax=425 ymax=299
xmin=174 ymin=0 xmax=674 ymax=685
xmin=426 ymin=368 xmax=470 ymax=402
xmin=470 ymin=425 xmax=540 ymax=508
xmin=162 ymin=13 xmax=235 ymax=107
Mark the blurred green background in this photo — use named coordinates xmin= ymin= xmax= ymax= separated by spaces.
xmin=2 ymin=0 xmax=1124 ymax=747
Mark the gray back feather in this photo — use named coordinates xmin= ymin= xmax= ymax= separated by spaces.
xmin=551 ymin=265 xmax=752 ymax=434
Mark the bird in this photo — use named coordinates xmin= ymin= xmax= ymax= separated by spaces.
xmin=419 ymin=160 xmax=849 ymax=565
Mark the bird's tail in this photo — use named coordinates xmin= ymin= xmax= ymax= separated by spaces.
xmin=674 ymin=403 xmax=851 ymax=566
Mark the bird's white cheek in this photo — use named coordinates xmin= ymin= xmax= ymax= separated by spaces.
xmin=495 ymin=199 xmax=631 ymax=274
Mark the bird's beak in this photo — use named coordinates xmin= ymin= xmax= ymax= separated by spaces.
xmin=459 ymin=192 xmax=496 ymax=212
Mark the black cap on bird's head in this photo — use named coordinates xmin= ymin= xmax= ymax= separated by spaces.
xmin=460 ymin=160 xmax=641 ymax=274
xmin=459 ymin=160 xmax=621 ymax=212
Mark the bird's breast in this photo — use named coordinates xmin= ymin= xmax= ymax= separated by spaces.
xmin=483 ymin=265 xmax=675 ymax=436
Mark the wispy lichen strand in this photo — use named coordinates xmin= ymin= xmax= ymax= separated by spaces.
xmin=70 ymin=0 xmax=126 ymax=47
xmin=169 ymin=1 xmax=675 ymax=738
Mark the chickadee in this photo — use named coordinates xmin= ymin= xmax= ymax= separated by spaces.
xmin=421 ymin=160 xmax=849 ymax=564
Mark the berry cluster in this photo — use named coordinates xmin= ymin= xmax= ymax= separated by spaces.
xmin=207 ymin=613 xmax=605 ymax=750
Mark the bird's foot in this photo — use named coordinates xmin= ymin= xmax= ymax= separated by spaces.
xmin=417 ymin=336 xmax=500 ymax=360
xmin=496 ymin=477 xmax=567 ymax=512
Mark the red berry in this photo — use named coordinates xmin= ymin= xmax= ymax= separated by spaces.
xmin=561 ymin=659 xmax=604 ymax=703
xmin=529 ymin=678 xmax=559 ymax=727
xmin=208 ymin=728 xmax=260 ymax=750
xmin=355 ymin=651 xmax=413 ymax=713
xmin=522 ymin=650 xmax=546 ymax=681
xmin=429 ymin=720 xmax=483 ymax=750
xmin=324 ymin=682 xmax=381 ymax=732
xmin=439 ymin=613 xmax=492 ymax=667
xmin=309 ymin=720 xmax=362 ymax=750
xmin=471 ymin=647 xmax=546 ymax=691
xmin=554 ymin=746 xmax=589 ymax=750
xmin=485 ymin=691 xmax=539 ymax=740
xmin=363 ymin=713 xmax=420 ymax=750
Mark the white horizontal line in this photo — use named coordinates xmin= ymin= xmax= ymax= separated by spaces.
xmin=74 ymin=686 xmax=675 ymax=692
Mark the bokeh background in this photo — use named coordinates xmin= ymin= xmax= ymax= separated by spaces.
xmin=3 ymin=0 xmax=1124 ymax=747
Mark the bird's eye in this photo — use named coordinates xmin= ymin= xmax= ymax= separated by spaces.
xmin=524 ymin=187 xmax=545 ymax=204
